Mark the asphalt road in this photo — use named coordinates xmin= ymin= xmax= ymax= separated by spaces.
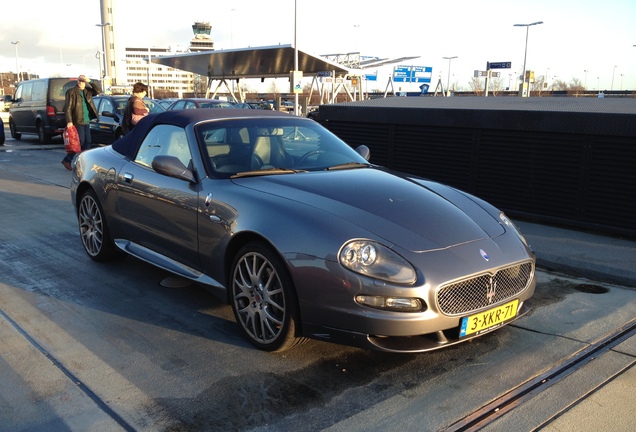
xmin=1 ymin=115 xmax=634 ymax=431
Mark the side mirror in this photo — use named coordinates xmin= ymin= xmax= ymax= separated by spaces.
xmin=152 ymin=155 xmax=196 ymax=183
xmin=356 ymin=145 xmax=370 ymax=161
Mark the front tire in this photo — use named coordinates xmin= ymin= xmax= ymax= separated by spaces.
xmin=9 ymin=120 xmax=21 ymax=140
xmin=78 ymin=190 xmax=121 ymax=261
xmin=230 ymin=242 xmax=306 ymax=352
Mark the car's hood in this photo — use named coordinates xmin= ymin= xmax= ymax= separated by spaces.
xmin=234 ymin=167 xmax=505 ymax=252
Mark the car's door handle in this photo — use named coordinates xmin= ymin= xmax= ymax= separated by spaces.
xmin=123 ymin=173 xmax=133 ymax=184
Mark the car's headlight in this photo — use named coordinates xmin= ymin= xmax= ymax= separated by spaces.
xmin=499 ymin=212 xmax=529 ymax=247
xmin=339 ymin=240 xmax=417 ymax=284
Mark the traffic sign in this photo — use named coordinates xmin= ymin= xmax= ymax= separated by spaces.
xmin=489 ymin=62 xmax=512 ymax=69
xmin=474 ymin=70 xmax=501 ymax=77
xmin=393 ymin=65 xmax=432 ymax=83
xmin=411 ymin=66 xmax=433 ymax=83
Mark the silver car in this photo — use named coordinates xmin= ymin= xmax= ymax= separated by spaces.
xmin=70 ymin=108 xmax=536 ymax=353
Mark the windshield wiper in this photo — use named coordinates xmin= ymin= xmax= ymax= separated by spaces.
xmin=231 ymin=168 xmax=307 ymax=178
xmin=326 ymin=162 xmax=370 ymax=171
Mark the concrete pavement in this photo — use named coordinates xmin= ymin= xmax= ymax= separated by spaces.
xmin=511 ymin=220 xmax=636 ymax=431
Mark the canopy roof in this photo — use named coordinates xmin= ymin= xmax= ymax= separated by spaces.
xmin=151 ymin=44 xmax=352 ymax=79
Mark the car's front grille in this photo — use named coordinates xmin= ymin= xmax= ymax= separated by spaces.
xmin=436 ymin=261 xmax=534 ymax=316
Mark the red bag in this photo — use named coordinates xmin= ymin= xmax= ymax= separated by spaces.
xmin=63 ymin=125 xmax=81 ymax=153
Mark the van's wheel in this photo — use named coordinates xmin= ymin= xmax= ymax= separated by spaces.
xmin=230 ymin=242 xmax=307 ymax=352
xmin=37 ymin=123 xmax=52 ymax=144
xmin=9 ymin=120 xmax=21 ymax=140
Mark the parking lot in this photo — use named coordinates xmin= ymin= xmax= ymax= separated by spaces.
xmin=1 ymin=111 xmax=635 ymax=431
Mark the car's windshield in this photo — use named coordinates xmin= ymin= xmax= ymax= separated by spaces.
xmin=113 ymin=97 xmax=165 ymax=114
xmin=196 ymin=118 xmax=369 ymax=178
xmin=199 ymin=101 xmax=234 ymax=109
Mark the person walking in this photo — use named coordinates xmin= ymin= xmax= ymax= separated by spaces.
xmin=61 ymin=75 xmax=101 ymax=170
xmin=122 ymin=82 xmax=150 ymax=135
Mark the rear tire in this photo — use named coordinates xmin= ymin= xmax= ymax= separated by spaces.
xmin=78 ymin=190 xmax=121 ymax=261
xmin=37 ymin=123 xmax=52 ymax=144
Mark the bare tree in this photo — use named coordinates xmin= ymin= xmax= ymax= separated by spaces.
xmin=568 ymin=78 xmax=584 ymax=91
xmin=532 ymin=75 xmax=546 ymax=96
xmin=268 ymin=80 xmax=280 ymax=98
xmin=551 ymin=79 xmax=569 ymax=91
xmin=468 ymin=77 xmax=484 ymax=95
xmin=491 ymin=77 xmax=505 ymax=95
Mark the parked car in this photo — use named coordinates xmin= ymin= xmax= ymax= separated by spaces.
xmin=158 ymin=98 xmax=179 ymax=109
xmin=0 ymin=116 xmax=4 ymax=145
xmin=70 ymin=108 xmax=536 ymax=353
xmin=90 ymin=95 xmax=165 ymax=145
xmin=307 ymin=108 xmax=320 ymax=121
xmin=166 ymin=98 xmax=235 ymax=110
xmin=232 ymin=102 xmax=254 ymax=109
xmin=234 ymin=101 xmax=272 ymax=110
xmin=2 ymin=94 xmax=12 ymax=112
xmin=9 ymin=77 xmax=98 ymax=143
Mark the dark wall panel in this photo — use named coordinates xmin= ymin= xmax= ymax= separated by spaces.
xmin=319 ymin=98 xmax=636 ymax=237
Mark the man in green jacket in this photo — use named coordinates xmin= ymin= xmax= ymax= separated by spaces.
xmin=61 ymin=75 xmax=101 ymax=170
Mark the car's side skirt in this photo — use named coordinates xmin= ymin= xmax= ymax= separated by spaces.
xmin=114 ymin=239 xmax=225 ymax=289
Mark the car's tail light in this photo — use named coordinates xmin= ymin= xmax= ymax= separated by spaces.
xmin=46 ymin=106 xmax=55 ymax=117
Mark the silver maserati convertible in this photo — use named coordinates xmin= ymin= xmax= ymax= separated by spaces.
xmin=70 ymin=108 xmax=536 ymax=353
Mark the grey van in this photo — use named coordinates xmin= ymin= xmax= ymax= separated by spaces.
xmin=9 ymin=77 xmax=81 ymax=143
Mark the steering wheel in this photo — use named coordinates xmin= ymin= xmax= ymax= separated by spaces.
xmin=298 ymin=150 xmax=325 ymax=165
xmin=251 ymin=154 xmax=264 ymax=170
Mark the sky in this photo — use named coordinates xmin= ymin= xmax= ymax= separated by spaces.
xmin=1 ymin=0 xmax=635 ymax=93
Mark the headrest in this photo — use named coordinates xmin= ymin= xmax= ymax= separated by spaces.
xmin=256 ymin=127 xmax=284 ymax=136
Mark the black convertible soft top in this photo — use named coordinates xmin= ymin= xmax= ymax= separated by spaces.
xmin=111 ymin=108 xmax=291 ymax=159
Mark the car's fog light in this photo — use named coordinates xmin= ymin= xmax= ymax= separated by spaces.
xmin=355 ymin=295 xmax=425 ymax=312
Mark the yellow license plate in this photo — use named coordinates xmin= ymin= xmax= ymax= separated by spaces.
xmin=460 ymin=299 xmax=519 ymax=337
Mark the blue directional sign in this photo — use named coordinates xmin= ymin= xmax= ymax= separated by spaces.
xmin=489 ymin=62 xmax=512 ymax=69
xmin=392 ymin=65 xmax=433 ymax=83
xmin=365 ymin=72 xmax=378 ymax=81
xmin=411 ymin=66 xmax=433 ymax=83
xmin=393 ymin=65 xmax=411 ymax=83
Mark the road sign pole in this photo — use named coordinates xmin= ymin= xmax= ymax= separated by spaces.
xmin=484 ymin=62 xmax=490 ymax=97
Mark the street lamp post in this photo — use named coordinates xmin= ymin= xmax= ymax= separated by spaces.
xmin=611 ymin=65 xmax=617 ymax=91
xmin=513 ymin=21 xmax=543 ymax=97
xmin=443 ymin=56 xmax=457 ymax=96
xmin=95 ymin=51 xmax=102 ymax=84
xmin=95 ymin=22 xmax=111 ymax=79
xmin=11 ymin=41 xmax=20 ymax=82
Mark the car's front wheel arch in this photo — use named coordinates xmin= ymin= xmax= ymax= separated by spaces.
xmin=228 ymin=239 xmax=307 ymax=352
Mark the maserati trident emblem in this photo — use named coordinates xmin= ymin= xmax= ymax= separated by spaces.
xmin=486 ymin=276 xmax=497 ymax=304
xmin=480 ymin=249 xmax=490 ymax=261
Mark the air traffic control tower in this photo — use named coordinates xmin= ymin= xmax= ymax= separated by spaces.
xmin=190 ymin=21 xmax=215 ymax=52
